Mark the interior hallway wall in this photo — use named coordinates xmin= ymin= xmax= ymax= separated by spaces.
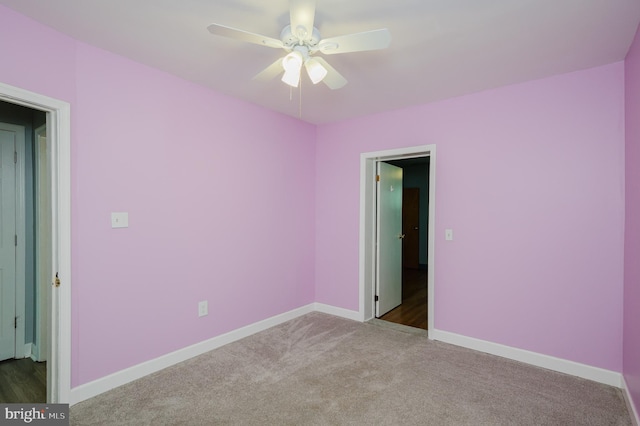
xmin=402 ymin=162 xmax=430 ymax=266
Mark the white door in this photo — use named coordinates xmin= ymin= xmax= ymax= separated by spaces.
xmin=376 ymin=162 xmax=403 ymax=317
xmin=0 ymin=124 xmax=19 ymax=361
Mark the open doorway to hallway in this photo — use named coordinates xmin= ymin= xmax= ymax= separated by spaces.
xmin=378 ymin=157 xmax=430 ymax=330
xmin=0 ymin=81 xmax=71 ymax=403
xmin=0 ymin=101 xmax=48 ymax=403
xmin=360 ymin=144 xmax=435 ymax=339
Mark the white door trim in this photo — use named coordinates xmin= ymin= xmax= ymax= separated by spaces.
xmin=0 ymin=82 xmax=71 ymax=403
xmin=359 ymin=145 xmax=436 ymax=338
xmin=34 ymin=124 xmax=49 ymax=363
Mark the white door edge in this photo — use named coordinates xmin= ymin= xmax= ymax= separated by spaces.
xmin=0 ymin=82 xmax=71 ymax=403
xmin=13 ymin=123 xmax=26 ymax=358
xmin=359 ymin=145 xmax=436 ymax=338
xmin=34 ymin=124 xmax=49 ymax=363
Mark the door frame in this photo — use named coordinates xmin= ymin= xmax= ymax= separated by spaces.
xmin=359 ymin=144 xmax=436 ymax=338
xmin=0 ymin=82 xmax=71 ymax=403
xmin=34 ymin=124 xmax=49 ymax=363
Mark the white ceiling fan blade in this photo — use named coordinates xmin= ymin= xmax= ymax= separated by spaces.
xmin=318 ymin=28 xmax=391 ymax=55
xmin=313 ymin=57 xmax=347 ymax=90
xmin=253 ymin=58 xmax=285 ymax=81
xmin=289 ymin=0 xmax=316 ymax=40
xmin=207 ymin=23 xmax=283 ymax=48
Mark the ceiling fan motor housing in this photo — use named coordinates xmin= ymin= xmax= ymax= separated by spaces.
xmin=280 ymin=25 xmax=321 ymax=52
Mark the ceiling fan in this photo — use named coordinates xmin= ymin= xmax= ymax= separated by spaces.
xmin=207 ymin=0 xmax=391 ymax=90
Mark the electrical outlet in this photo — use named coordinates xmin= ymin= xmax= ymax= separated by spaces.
xmin=198 ymin=300 xmax=208 ymax=317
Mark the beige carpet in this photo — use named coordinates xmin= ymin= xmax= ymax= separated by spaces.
xmin=71 ymin=312 xmax=632 ymax=425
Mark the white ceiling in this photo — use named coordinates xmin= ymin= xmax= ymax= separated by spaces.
xmin=3 ymin=0 xmax=639 ymax=124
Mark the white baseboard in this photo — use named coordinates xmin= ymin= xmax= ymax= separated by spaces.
xmin=29 ymin=343 xmax=37 ymax=362
xmin=23 ymin=343 xmax=32 ymax=359
xmin=312 ymin=303 xmax=361 ymax=321
xmin=69 ymin=304 xmax=315 ymax=405
xmin=432 ymin=329 xmax=622 ymax=388
xmin=623 ymin=377 xmax=640 ymax=426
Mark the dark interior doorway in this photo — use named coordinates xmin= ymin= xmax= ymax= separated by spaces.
xmin=379 ymin=156 xmax=430 ymax=330
xmin=0 ymin=100 xmax=47 ymax=402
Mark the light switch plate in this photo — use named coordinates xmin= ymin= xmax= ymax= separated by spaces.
xmin=111 ymin=212 xmax=129 ymax=228
xmin=445 ymin=229 xmax=453 ymax=241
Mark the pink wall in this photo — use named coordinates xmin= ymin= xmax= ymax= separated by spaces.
xmin=0 ymin=6 xmax=316 ymax=387
xmin=0 ymin=7 xmax=76 ymax=104
xmin=624 ymin=23 xmax=640 ymax=416
xmin=316 ymin=63 xmax=625 ymax=371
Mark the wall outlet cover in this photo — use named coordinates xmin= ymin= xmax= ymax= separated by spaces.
xmin=198 ymin=300 xmax=208 ymax=317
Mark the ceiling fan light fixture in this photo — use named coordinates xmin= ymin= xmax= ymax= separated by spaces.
xmin=282 ymin=69 xmax=300 ymax=87
xmin=305 ymin=58 xmax=327 ymax=84
xmin=281 ymin=51 xmax=303 ymax=87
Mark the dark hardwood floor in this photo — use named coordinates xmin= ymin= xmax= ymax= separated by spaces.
xmin=0 ymin=358 xmax=46 ymax=403
xmin=379 ymin=268 xmax=427 ymax=330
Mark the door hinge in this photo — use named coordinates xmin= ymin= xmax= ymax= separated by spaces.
xmin=14 ymin=151 xmax=17 ymax=164
xmin=376 ymin=175 xmax=380 ymax=182
xmin=14 ymin=235 xmax=17 ymax=246
xmin=14 ymin=317 xmax=17 ymax=329
xmin=54 ymin=272 xmax=61 ymax=288
xmin=374 ymin=295 xmax=379 ymax=302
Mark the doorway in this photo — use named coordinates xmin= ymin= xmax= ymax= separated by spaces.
xmin=379 ymin=157 xmax=430 ymax=330
xmin=359 ymin=145 xmax=436 ymax=339
xmin=0 ymin=104 xmax=48 ymax=403
xmin=0 ymin=82 xmax=71 ymax=403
